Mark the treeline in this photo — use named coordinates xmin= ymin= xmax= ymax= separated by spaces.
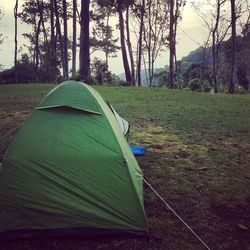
xmin=0 ymin=0 xmax=249 ymax=94
xmin=184 ymin=33 xmax=250 ymax=92
xmin=152 ymin=31 xmax=250 ymax=92
xmin=0 ymin=0 xmax=185 ymax=86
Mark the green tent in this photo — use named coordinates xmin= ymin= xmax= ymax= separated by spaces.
xmin=0 ymin=81 xmax=148 ymax=238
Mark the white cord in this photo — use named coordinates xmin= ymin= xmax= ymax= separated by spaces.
xmin=0 ymin=123 xmax=23 ymax=143
xmin=143 ymin=177 xmax=212 ymax=250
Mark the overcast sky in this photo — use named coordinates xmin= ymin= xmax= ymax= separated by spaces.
xmin=0 ymin=0 xmax=210 ymax=74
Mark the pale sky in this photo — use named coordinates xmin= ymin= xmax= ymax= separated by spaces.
xmin=0 ymin=0 xmax=210 ymax=74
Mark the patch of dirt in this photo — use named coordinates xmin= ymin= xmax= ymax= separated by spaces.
xmin=174 ymin=150 xmax=190 ymax=158
xmin=211 ymin=202 xmax=250 ymax=221
xmin=210 ymin=201 xmax=250 ymax=244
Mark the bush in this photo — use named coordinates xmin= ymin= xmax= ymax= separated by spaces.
xmin=0 ymin=61 xmax=60 ymax=84
xmin=188 ymin=78 xmax=201 ymax=91
xmin=202 ymin=80 xmax=212 ymax=92
xmin=91 ymin=58 xmax=112 ymax=85
xmin=219 ymin=84 xmax=228 ymax=93
xmin=236 ymin=85 xmax=248 ymax=94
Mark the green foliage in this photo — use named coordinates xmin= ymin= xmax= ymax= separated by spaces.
xmin=152 ymin=71 xmax=167 ymax=87
xmin=91 ymin=58 xmax=110 ymax=84
xmin=90 ymin=1 xmax=119 ymax=58
xmin=188 ymin=78 xmax=201 ymax=91
xmin=202 ymin=80 xmax=212 ymax=92
xmin=0 ymin=54 xmax=60 ymax=84
xmin=180 ymin=47 xmax=212 ymax=76
xmin=183 ymin=63 xmax=212 ymax=87
xmin=181 ymin=33 xmax=250 ymax=92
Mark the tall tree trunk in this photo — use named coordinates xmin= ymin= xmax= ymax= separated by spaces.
xmin=35 ymin=17 xmax=42 ymax=82
xmin=117 ymin=0 xmax=132 ymax=84
xmin=147 ymin=28 xmax=151 ymax=86
xmin=212 ymin=38 xmax=218 ymax=93
xmin=80 ymin=0 xmax=90 ymax=83
xmin=126 ymin=6 xmax=135 ymax=85
xmin=147 ymin=0 xmax=152 ymax=86
xmin=72 ymin=0 xmax=77 ymax=77
xmin=174 ymin=1 xmax=180 ymax=88
xmin=201 ymin=32 xmax=211 ymax=86
xmin=142 ymin=50 xmax=149 ymax=86
xmin=212 ymin=1 xmax=222 ymax=93
xmin=37 ymin=0 xmax=49 ymax=76
xmin=54 ymin=0 xmax=66 ymax=79
xmin=14 ymin=0 xmax=18 ymax=84
xmin=174 ymin=53 xmax=181 ymax=88
xmin=229 ymin=0 xmax=236 ymax=94
xmin=37 ymin=0 xmax=48 ymax=45
xmin=105 ymin=12 xmax=110 ymax=67
xmin=50 ymin=0 xmax=56 ymax=81
xmin=169 ymin=0 xmax=175 ymax=88
xmin=137 ymin=0 xmax=145 ymax=87
xmin=62 ymin=0 xmax=68 ymax=79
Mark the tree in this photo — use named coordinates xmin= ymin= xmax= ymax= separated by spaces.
xmin=169 ymin=0 xmax=174 ymax=88
xmin=0 ymin=53 xmax=58 ymax=84
xmin=72 ymin=0 xmax=77 ymax=77
xmin=117 ymin=0 xmax=132 ymax=84
xmin=173 ymin=0 xmax=186 ymax=88
xmin=36 ymin=0 xmax=50 ymax=77
xmin=125 ymin=5 xmax=135 ymax=84
xmin=137 ymin=0 xmax=145 ymax=86
xmin=143 ymin=0 xmax=170 ymax=86
xmin=238 ymin=0 xmax=250 ymax=34
xmin=50 ymin=0 xmax=57 ymax=81
xmin=192 ymin=0 xmax=230 ymax=93
xmin=91 ymin=57 xmax=112 ymax=84
xmin=79 ymin=0 xmax=91 ymax=82
xmin=240 ymin=24 xmax=250 ymax=91
xmin=211 ymin=0 xmax=227 ymax=93
xmin=19 ymin=0 xmax=47 ymax=81
xmin=229 ymin=0 xmax=237 ymax=93
xmin=168 ymin=0 xmax=186 ymax=88
xmin=62 ymin=0 xmax=69 ymax=79
xmin=14 ymin=0 xmax=18 ymax=83
xmin=54 ymin=0 xmax=66 ymax=79
xmin=0 ymin=7 xmax=4 ymax=46
xmin=90 ymin=1 xmax=119 ymax=69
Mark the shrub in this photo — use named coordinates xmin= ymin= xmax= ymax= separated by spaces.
xmin=188 ymin=78 xmax=201 ymax=91
xmin=202 ymin=80 xmax=212 ymax=92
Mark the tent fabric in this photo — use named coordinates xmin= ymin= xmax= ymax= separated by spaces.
xmin=36 ymin=82 xmax=102 ymax=114
xmin=0 ymin=81 xmax=148 ymax=237
xmin=107 ymin=103 xmax=130 ymax=137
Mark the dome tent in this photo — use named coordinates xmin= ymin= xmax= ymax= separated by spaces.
xmin=0 ymin=81 xmax=148 ymax=239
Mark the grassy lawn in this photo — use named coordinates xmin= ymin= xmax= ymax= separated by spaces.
xmin=0 ymin=84 xmax=250 ymax=250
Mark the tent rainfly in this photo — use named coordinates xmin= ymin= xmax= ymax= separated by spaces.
xmin=0 ymin=81 xmax=148 ymax=239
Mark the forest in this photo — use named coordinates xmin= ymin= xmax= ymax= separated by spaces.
xmin=0 ymin=0 xmax=249 ymax=93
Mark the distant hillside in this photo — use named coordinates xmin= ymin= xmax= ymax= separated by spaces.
xmin=179 ymin=46 xmax=213 ymax=75
xmin=117 ymin=47 xmax=213 ymax=85
xmin=118 ymin=66 xmax=168 ymax=86
xmin=117 ymin=33 xmax=250 ymax=90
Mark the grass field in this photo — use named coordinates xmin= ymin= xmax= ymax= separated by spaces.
xmin=0 ymin=84 xmax=250 ymax=250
